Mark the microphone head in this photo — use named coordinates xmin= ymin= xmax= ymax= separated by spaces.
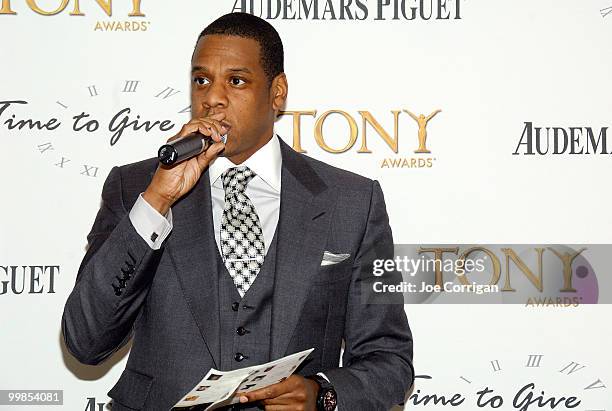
xmin=158 ymin=144 xmax=178 ymax=165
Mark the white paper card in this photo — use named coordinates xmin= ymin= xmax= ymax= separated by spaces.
xmin=173 ymin=348 xmax=315 ymax=410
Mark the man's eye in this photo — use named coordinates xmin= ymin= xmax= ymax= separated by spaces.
xmin=230 ymin=77 xmax=245 ymax=86
xmin=193 ymin=77 xmax=209 ymax=85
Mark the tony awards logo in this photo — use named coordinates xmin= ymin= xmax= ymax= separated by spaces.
xmin=277 ymin=108 xmax=443 ymax=169
xmin=0 ymin=0 xmax=144 ymax=16
xmin=0 ymin=0 xmax=149 ymax=31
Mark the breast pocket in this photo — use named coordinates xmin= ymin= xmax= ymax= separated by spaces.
xmin=313 ymin=257 xmax=353 ymax=285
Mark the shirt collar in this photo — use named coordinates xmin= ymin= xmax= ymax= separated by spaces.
xmin=209 ymin=133 xmax=282 ymax=192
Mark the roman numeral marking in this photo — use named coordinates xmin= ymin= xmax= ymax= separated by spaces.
xmin=559 ymin=361 xmax=585 ymax=375
xmin=414 ymin=375 xmax=432 ymax=379
xmin=178 ymin=105 xmax=191 ymax=113
xmin=37 ymin=142 xmax=54 ymax=154
xmin=584 ymin=378 xmax=606 ymax=390
xmin=122 ymin=80 xmax=140 ymax=93
xmin=526 ymin=354 xmax=543 ymax=368
xmin=81 ymin=165 xmax=99 ymax=177
xmin=491 ymin=360 xmax=501 ymax=372
xmin=56 ymin=101 xmax=68 ymax=109
xmin=155 ymin=86 xmax=180 ymax=99
xmin=55 ymin=157 xmax=70 ymax=168
xmin=87 ymin=85 xmax=99 ymax=97
xmin=459 ymin=376 xmax=471 ymax=384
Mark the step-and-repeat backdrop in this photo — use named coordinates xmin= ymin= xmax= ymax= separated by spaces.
xmin=1 ymin=1 xmax=611 ymax=409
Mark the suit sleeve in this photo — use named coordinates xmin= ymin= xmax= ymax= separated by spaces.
xmin=323 ymin=180 xmax=414 ymax=410
xmin=61 ymin=166 xmax=163 ymax=365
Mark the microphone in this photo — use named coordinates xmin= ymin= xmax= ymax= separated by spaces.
xmin=158 ymin=132 xmax=227 ymax=166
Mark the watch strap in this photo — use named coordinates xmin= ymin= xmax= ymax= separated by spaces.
xmin=305 ymin=374 xmax=332 ymax=390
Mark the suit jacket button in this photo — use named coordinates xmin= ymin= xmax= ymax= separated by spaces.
xmin=231 ymin=302 xmax=240 ymax=311
xmin=236 ymin=326 xmax=249 ymax=336
xmin=234 ymin=352 xmax=247 ymax=362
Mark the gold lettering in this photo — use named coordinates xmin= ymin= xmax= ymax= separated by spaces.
xmin=547 ymin=247 xmax=585 ymax=292
xmin=279 ymin=110 xmax=316 ymax=153
xmin=404 ymin=109 xmax=441 ymax=153
xmin=457 ymin=247 xmax=501 ymax=286
xmin=26 ymin=0 xmax=69 ymax=15
xmin=357 ymin=110 xmax=400 ymax=153
xmin=314 ymin=110 xmax=358 ymax=153
xmin=70 ymin=0 xmax=82 ymax=15
xmin=501 ymin=248 xmax=544 ymax=292
xmin=70 ymin=0 xmax=111 ymax=16
xmin=418 ymin=247 xmax=459 ymax=288
xmin=0 ymin=0 xmax=16 ymax=14
xmin=129 ymin=0 xmax=144 ymax=16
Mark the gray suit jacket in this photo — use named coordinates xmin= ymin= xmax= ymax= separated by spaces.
xmin=62 ymin=138 xmax=414 ymax=410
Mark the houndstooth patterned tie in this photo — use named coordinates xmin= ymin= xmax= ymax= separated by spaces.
xmin=220 ymin=166 xmax=265 ymax=297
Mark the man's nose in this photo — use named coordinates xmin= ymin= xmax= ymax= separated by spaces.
xmin=202 ymin=80 xmax=228 ymax=109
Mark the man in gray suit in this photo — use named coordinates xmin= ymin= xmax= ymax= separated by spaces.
xmin=62 ymin=12 xmax=414 ymax=411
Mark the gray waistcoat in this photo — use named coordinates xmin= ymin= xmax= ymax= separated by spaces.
xmin=174 ymin=234 xmax=280 ymax=411
xmin=217 ymin=227 xmax=279 ymax=372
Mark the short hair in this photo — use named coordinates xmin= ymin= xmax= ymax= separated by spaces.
xmin=198 ymin=12 xmax=284 ymax=85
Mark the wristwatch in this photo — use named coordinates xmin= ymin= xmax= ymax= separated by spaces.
xmin=305 ymin=374 xmax=338 ymax=411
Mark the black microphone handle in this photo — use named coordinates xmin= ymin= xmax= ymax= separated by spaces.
xmin=158 ymin=132 xmax=212 ymax=166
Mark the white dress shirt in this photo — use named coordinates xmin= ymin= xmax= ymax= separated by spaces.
xmin=128 ymin=134 xmax=336 ymax=405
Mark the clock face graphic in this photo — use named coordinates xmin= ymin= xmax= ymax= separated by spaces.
xmin=409 ymin=353 xmax=608 ymax=410
xmin=8 ymin=79 xmax=191 ymax=180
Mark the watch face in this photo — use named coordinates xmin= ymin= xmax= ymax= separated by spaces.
xmin=322 ymin=388 xmax=337 ymax=411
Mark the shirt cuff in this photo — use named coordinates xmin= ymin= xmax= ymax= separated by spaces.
xmin=129 ymin=192 xmax=173 ymax=250
xmin=316 ymin=373 xmax=339 ymax=411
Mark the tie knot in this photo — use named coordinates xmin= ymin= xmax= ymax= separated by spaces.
xmin=221 ymin=166 xmax=256 ymax=194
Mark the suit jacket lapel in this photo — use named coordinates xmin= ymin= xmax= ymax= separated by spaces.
xmin=166 ymin=170 xmax=221 ymax=368
xmin=271 ymin=139 xmax=336 ymax=359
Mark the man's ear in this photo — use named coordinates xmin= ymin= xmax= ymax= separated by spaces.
xmin=271 ymin=73 xmax=288 ymax=112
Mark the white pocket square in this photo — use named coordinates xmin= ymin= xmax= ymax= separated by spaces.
xmin=321 ymin=251 xmax=351 ymax=266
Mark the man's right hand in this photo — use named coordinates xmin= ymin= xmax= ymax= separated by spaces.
xmin=143 ymin=113 xmax=228 ymax=215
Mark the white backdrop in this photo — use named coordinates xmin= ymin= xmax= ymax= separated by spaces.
xmin=1 ymin=0 xmax=611 ymax=409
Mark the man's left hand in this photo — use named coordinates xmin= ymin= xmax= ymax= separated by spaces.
xmin=238 ymin=374 xmax=319 ymax=411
